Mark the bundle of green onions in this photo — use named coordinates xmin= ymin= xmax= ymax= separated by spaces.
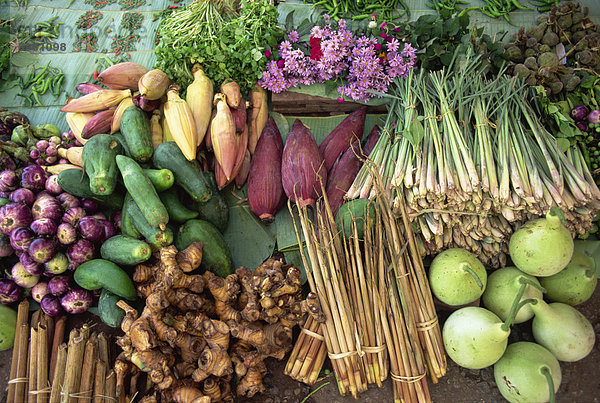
xmin=348 ymin=54 xmax=600 ymax=267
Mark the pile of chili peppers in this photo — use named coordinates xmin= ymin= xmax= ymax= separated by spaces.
xmin=73 ymin=32 xmax=98 ymax=52
xmin=17 ymin=62 xmax=64 ymax=106
xmin=76 ymin=11 xmax=103 ymax=30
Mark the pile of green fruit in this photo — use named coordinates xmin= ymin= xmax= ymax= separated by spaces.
xmin=504 ymin=1 xmax=599 ymax=96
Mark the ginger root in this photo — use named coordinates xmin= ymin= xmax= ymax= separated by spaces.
xmin=119 ymin=248 xmax=325 ymax=401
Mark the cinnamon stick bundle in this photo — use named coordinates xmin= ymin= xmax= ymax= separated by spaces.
xmin=63 ymin=330 xmax=85 ymax=403
xmin=49 ymin=316 xmax=66 ymax=381
xmin=49 ymin=344 xmax=67 ymax=403
xmin=93 ymin=361 xmax=106 ymax=403
xmin=78 ymin=337 xmax=98 ymax=403
xmin=28 ymin=326 xmax=38 ymax=403
xmin=8 ymin=300 xmax=29 ymax=402
xmin=15 ymin=323 xmax=30 ymax=403
xmin=37 ymin=323 xmax=49 ymax=403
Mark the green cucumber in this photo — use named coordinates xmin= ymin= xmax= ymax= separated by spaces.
xmin=98 ymin=289 xmax=126 ymax=328
xmin=119 ymin=106 xmax=153 ymax=163
xmin=81 ymin=134 xmax=123 ymax=195
xmin=74 ymin=259 xmax=136 ymax=300
xmin=121 ymin=194 xmax=142 ymax=239
xmin=126 ymin=193 xmax=173 ymax=250
xmin=191 ymin=172 xmax=229 ymax=232
xmin=57 ymin=169 xmax=123 ymax=210
xmin=153 ymin=142 xmax=212 ymax=203
xmin=175 ymin=219 xmax=233 ymax=278
xmin=112 ymin=131 xmax=132 ymax=157
xmin=159 ymin=188 xmax=199 ymax=223
xmin=100 ymin=235 xmax=151 ymax=266
xmin=116 ymin=155 xmax=168 ymax=229
xmin=143 ymin=169 xmax=174 ymax=192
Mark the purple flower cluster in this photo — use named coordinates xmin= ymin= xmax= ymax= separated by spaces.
xmin=259 ymin=18 xmax=417 ymax=103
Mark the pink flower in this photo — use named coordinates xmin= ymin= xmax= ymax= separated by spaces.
xmin=379 ymin=33 xmax=387 ymax=39
xmin=265 ymin=50 xmax=272 ymax=58
xmin=394 ymin=27 xmax=401 ymax=32
xmin=288 ymin=30 xmax=300 ymax=43
xmin=380 ymin=22 xmax=387 ymax=29
xmin=375 ymin=43 xmax=382 ymax=51
xmin=337 ymin=97 xmax=344 ymax=103
xmin=277 ymin=59 xmax=285 ymax=68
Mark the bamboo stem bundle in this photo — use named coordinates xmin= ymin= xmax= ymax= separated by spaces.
xmin=36 ymin=323 xmax=49 ymax=403
xmin=28 ymin=326 xmax=38 ymax=403
xmin=289 ymin=200 xmax=368 ymax=398
xmin=49 ymin=316 xmax=66 ymax=381
xmin=284 ymin=316 xmax=327 ymax=385
xmin=79 ymin=337 xmax=98 ymax=402
xmin=15 ymin=323 xmax=30 ymax=403
xmin=49 ymin=344 xmax=67 ymax=403
xmin=93 ymin=361 xmax=106 ymax=403
xmin=8 ymin=300 xmax=29 ymax=402
xmin=62 ymin=329 xmax=86 ymax=403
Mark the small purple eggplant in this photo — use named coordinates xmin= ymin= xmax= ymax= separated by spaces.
xmin=45 ymin=175 xmax=62 ymax=195
xmin=44 ymin=252 xmax=69 ymax=275
xmin=28 ymin=237 xmax=57 ymax=263
xmin=9 ymin=227 xmax=34 ymax=252
xmin=20 ymin=165 xmax=46 ymax=191
xmin=11 ymin=262 xmax=39 ymax=288
xmin=67 ymin=239 xmax=95 ymax=263
xmin=0 ymin=171 xmax=18 ymax=192
xmin=80 ymin=199 xmax=98 ymax=214
xmin=57 ymin=223 xmax=77 ymax=245
xmin=0 ymin=234 xmax=13 ymax=257
xmin=9 ymin=188 xmax=35 ymax=205
xmin=78 ymin=216 xmax=104 ymax=242
xmin=60 ymin=289 xmax=92 ymax=314
xmin=32 ymin=196 xmax=62 ymax=222
xmin=19 ymin=253 xmax=43 ymax=276
xmin=62 ymin=207 xmax=86 ymax=226
xmin=0 ymin=203 xmax=32 ymax=235
xmin=571 ymin=105 xmax=589 ymax=121
xmin=111 ymin=211 xmax=122 ymax=231
xmin=30 ymin=218 xmax=58 ymax=236
xmin=0 ymin=279 xmax=21 ymax=304
xmin=40 ymin=295 xmax=62 ymax=316
xmin=576 ymin=121 xmax=589 ymax=132
xmin=57 ymin=193 xmax=80 ymax=210
xmin=48 ymin=275 xmax=70 ymax=296
xmin=67 ymin=260 xmax=79 ymax=271
xmin=100 ymin=220 xmax=116 ymax=241
xmin=90 ymin=212 xmax=106 ymax=221
xmin=588 ymin=110 xmax=600 ymax=125
xmin=31 ymin=282 xmax=50 ymax=303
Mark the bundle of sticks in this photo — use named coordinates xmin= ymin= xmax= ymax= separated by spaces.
xmin=347 ymin=54 xmax=600 ymax=268
xmin=7 ymin=300 xmax=116 ymax=403
xmin=288 ymin=173 xmax=446 ymax=401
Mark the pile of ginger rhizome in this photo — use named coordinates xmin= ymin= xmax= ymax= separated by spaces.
xmin=114 ymin=241 xmax=325 ymax=402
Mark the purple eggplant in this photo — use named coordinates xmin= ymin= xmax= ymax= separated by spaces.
xmin=0 ymin=279 xmax=21 ymax=304
xmin=576 ymin=121 xmax=589 ymax=132
xmin=9 ymin=227 xmax=34 ymax=252
xmin=32 ymin=196 xmax=62 ymax=222
xmin=0 ymin=191 xmax=10 ymax=199
xmin=67 ymin=239 xmax=95 ymax=263
xmin=571 ymin=105 xmax=589 ymax=121
xmin=80 ymin=199 xmax=98 ymax=214
xmin=45 ymin=175 xmax=62 ymax=195
xmin=57 ymin=193 xmax=80 ymax=210
xmin=57 ymin=223 xmax=77 ymax=245
xmin=60 ymin=289 xmax=92 ymax=314
xmin=111 ymin=211 xmax=122 ymax=231
xmin=31 ymin=282 xmax=50 ymax=303
xmin=77 ymin=216 xmax=104 ymax=242
xmin=62 ymin=207 xmax=86 ymax=226
xmin=0 ymin=203 xmax=32 ymax=235
xmin=36 ymin=191 xmax=51 ymax=200
xmin=30 ymin=218 xmax=58 ymax=236
xmin=0 ymin=234 xmax=13 ymax=257
xmin=20 ymin=165 xmax=46 ymax=191
xmin=0 ymin=171 xmax=18 ymax=192
xmin=28 ymin=237 xmax=57 ymax=263
xmin=48 ymin=275 xmax=70 ymax=296
xmin=67 ymin=260 xmax=79 ymax=271
xmin=11 ymin=262 xmax=39 ymax=288
xmin=40 ymin=295 xmax=62 ymax=316
xmin=90 ymin=212 xmax=106 ymax=221
xmin=100 ymin=220 xmax=116 ymax=241
xmin=44 ymin=252 xmax=69 ymax=275
xmin=588 ymin=110 xmax=600 ymax=125
xmin=19 ymin=253 xmax=43 ymax=275
xmin=10 ymin=188 xmax=35 ymax=205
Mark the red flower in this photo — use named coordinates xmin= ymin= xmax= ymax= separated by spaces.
xmin=309 ymin=36 xmax=323 ymax=61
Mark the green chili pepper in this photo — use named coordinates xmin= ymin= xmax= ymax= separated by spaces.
xmin=31 ymin=91 xmax=41 ymax=106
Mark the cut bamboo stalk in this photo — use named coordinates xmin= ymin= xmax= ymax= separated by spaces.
xmin=49 ymin=343 xmax=67 ymax=403
xmin=15 ymin=323 xmax=30 ymax=403
xmin=9 ymin=300 xmax=29 ymax=402
xmin=93 ymin=361 xmax=106 ymax=403
xmin=28 ymin=326 xmax=38 ymax=403
xmin=97 ymin=333 xmax=109 ymax=367
xmin=49 ymin=316 xmax=66 ymax=381
xmin=78 ymin=337 xmax=98 ymax=402
xmin=36 ymin=323 xmax=49 ymax=403
xmin=105 ymin=370 xmax=117 ymax=402
xmin=63 ymin=329 xmax=85 ymax=403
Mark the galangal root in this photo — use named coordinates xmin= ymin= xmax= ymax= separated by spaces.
xmin=116 ymin=242 xmax=324 ymax=402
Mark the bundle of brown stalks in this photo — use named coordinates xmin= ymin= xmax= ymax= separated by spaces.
xmin=289 ymin=170 xmax=446 ymax=401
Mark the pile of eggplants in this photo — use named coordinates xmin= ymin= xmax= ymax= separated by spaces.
xmin=0 ymin=165 xmax=117 ymax=317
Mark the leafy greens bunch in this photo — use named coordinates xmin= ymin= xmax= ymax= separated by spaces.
xmin=155 ymin=0 xmax=283 ymax=95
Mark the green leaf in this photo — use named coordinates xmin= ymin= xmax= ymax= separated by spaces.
xmin=285 ymin=10 xmax=295 ymax=32
xmin=548 ymin=104 xmax=559 ymax=114
xmin=406 ymin=118 xmax=425 ymax=149
xmin=10 ymin=51 xmax=38 ymax=68
xmin=557 ymin=137 xmax=570 ymax=151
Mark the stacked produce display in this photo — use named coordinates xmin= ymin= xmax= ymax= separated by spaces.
xmin=0 ymin=0 xmax=599 ymax=402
